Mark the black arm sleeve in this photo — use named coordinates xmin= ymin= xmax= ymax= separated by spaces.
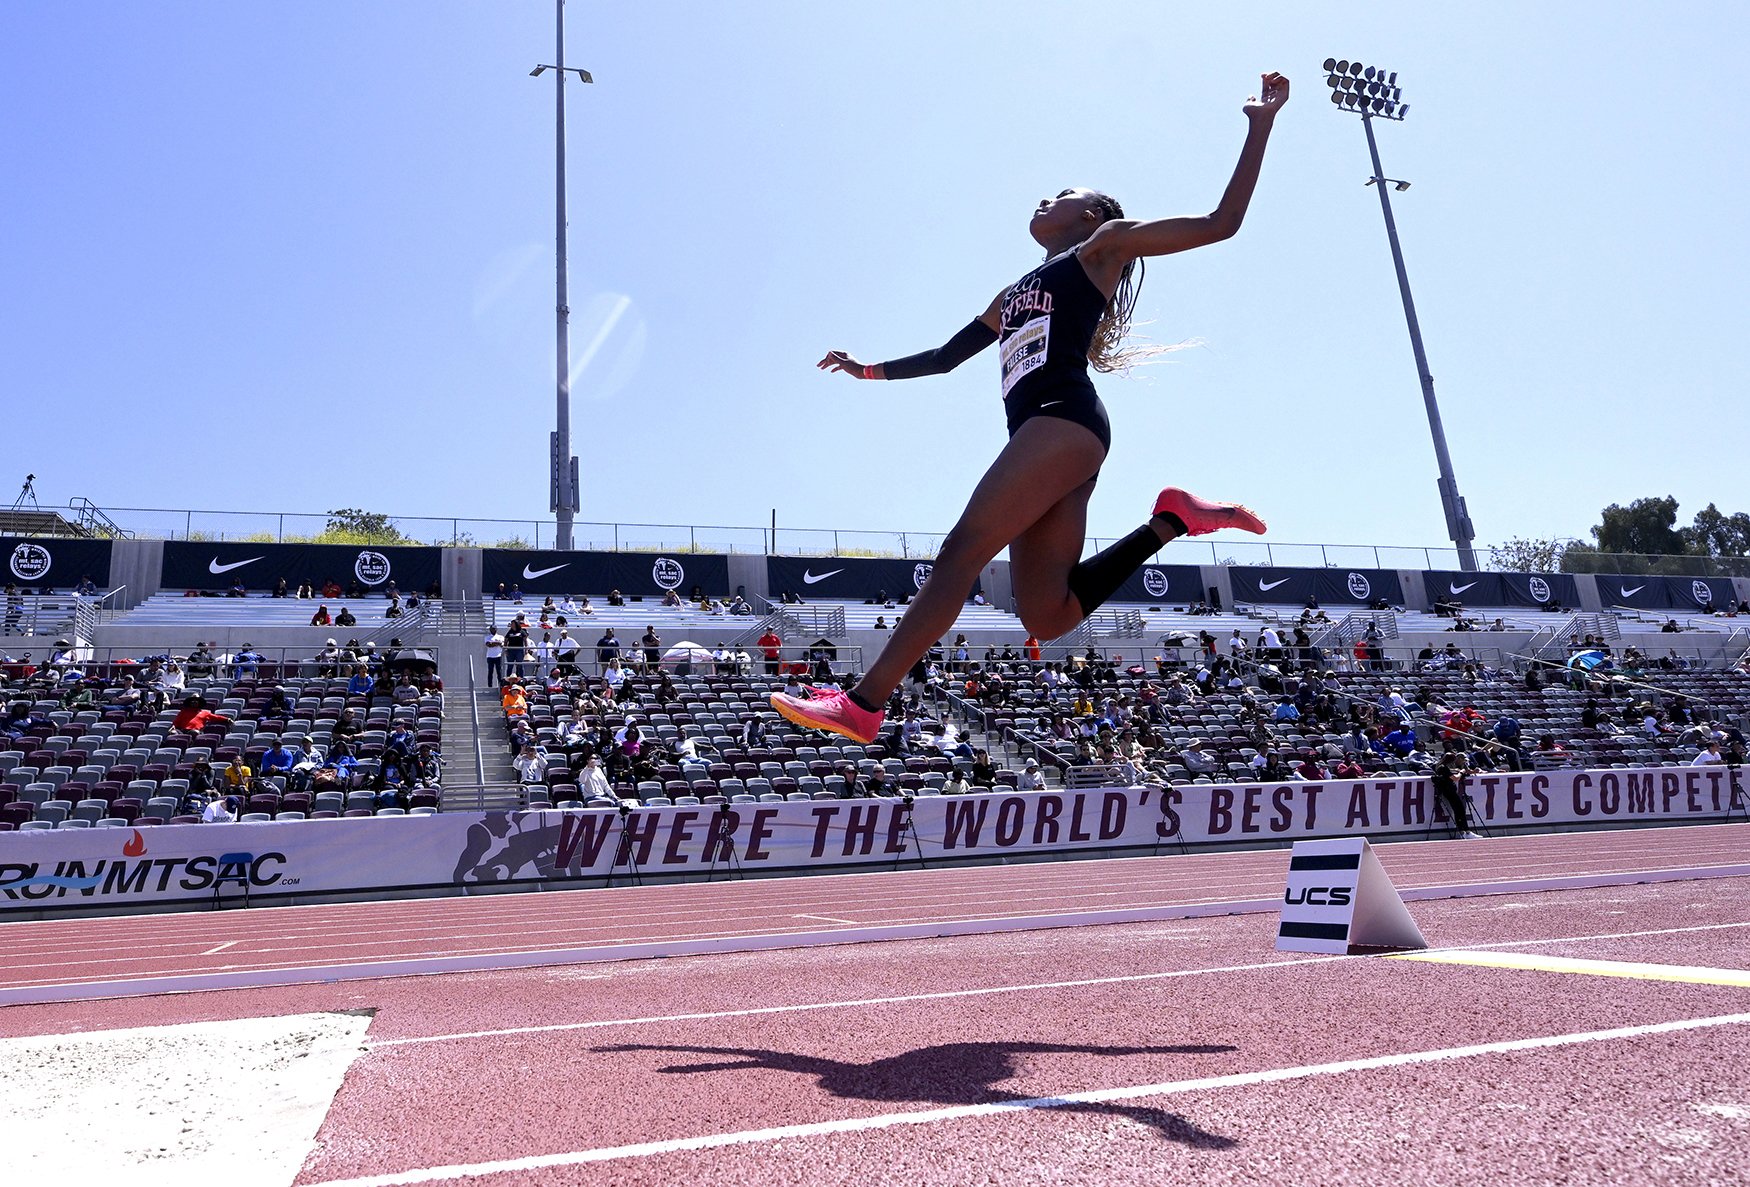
xmin=879 ymin=319 xmax=999 ymax=380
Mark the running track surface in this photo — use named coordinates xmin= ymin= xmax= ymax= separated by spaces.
xmin=4 ymin=824 xmax=1750 ymax=1005
xmin=4 ymin=839 xmax=1749 ymax=1185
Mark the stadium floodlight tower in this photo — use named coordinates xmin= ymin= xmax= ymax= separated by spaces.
xmin=1324 ymin=57 xmax=1479 ymax=571
xmin=531 ymin=0 xmax=592 ymax=551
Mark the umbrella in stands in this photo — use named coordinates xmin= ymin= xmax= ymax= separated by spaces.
xmin=387 ymin=649 xmax=438 ymax=673
xmin=661 ymin=641 xmax=714 ymax=672
xmin=1567 ymin=649 xmax=1607 ymax=671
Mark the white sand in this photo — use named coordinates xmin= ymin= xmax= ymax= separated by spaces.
xmin=5 ymin=1011 xmax=371 ymax=1185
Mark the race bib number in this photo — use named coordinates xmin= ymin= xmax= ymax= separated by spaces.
xmin=1000 ymin=316 xmax=1049 ymax=399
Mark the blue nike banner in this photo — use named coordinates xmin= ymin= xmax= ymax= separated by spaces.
xmin=1106 ymin=563 xmax=1204 ymax=605
xmin=1665 ymin=575 xmax=1736 ymax=612
xmin=483 ymin=550 xmax=731 ymax=599
xmin=765 ymin=556 xmax=980 ymax=603
xmin=1422 ymin=570 xmax=1580 ymax=611
xmin=1231 ymin=567 xmax=1401 ymax=606
xmin=1 ymin=537 xmax=113 ymax=590
xmin=160 ymin=542 xmax=441 ymax=594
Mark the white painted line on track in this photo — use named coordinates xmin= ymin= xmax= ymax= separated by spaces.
xmin=793 ymin=913 xmax=858 ymax=925
xmin=362 ymin=916 xmax=1750 ymax=1048
xmin=305 ymin=1009 xmax=1750 ymax=1186
xmin=202 ymin=940 xmax=238 ymax=956
xmin=1390 ymin=949 xmax=1750 ymax=986
xmin=367 ymin=954 xmax=1350 ymax=1047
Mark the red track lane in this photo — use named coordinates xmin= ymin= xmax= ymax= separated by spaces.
xmin=3 ymin=824 xmax=1749 ymax=1003
xmin=5 ymin=862 xmax=1749 ymax=1184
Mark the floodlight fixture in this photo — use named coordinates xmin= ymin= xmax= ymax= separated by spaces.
xmin=1320 ymin=54 xmax=1477 ymax=570
xmin=532 ymin=0 xmax=597 ymax=550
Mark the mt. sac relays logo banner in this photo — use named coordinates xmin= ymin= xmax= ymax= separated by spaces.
xmin=9 ymin=542 xmax=51 ymax=582
xmin=354 ymin=550 xmax=392 ymax=586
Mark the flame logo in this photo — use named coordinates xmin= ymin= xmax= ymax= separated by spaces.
xmin=122 ymin=830 xmax=146 ymax=857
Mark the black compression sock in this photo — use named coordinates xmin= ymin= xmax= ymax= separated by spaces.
xmin=1067 ymin=523 xmax=1165 ymax=617
xmin=847 ymin=690 xmax=880 ymax=713
xmin=1155 ymin=511 xmax=1188 ymax=538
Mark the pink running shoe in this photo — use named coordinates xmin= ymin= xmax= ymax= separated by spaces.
xmin=1153 ymin=487 xmax=1267 ymax=537
xmin=769 ymin=688 xmax=885 ymax=745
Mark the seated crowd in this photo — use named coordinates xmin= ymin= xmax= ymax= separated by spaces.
xmin=0 ymin=640 xmax=444 ymax=830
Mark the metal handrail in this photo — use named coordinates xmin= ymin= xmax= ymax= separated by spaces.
xmin=466 ymin=653 xmax=486 ymax=785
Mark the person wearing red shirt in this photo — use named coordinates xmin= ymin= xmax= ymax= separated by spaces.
xmin=757 ymin=629 xmax=783 ymax=676
xmin=171 ymin=695 xmax=232 ymax=735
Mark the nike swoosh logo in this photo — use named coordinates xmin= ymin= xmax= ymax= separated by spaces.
xmin=1449 ymin=582 xmax=1477 ymax=595
xmin=1619 ymin=585 xmax=1645 ymax=597
xmin=1258 ymin=578 xmax=1291 ymax=591
xmin=208 ymin=557 xmax=263 ymax=575
xmin=522 ymin=563 xmax=569 ymax=580
xmin=802 ymin=568 xmax=845 ymax=585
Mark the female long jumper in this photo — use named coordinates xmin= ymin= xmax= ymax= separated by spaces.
xmin=773 ymin=73 xmax=1291 ymax=745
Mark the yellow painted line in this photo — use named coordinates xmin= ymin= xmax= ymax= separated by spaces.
xmin=1388 ymin=949 xmax=1750 ymax=987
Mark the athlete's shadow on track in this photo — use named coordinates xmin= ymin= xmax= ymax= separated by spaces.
xmin=595 ymin=1039 xmax=1239 ymax=1148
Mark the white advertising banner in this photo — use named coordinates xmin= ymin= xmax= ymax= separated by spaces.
xmin=0 ymin=765 xmax=1740 ymax=911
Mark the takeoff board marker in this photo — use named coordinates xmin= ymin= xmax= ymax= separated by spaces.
xmin=1275 ymin=838 xmax=1427 ymax=954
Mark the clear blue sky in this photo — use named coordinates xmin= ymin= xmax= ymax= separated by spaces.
xmin=4 ymin=2 xmax=1745 ymax=559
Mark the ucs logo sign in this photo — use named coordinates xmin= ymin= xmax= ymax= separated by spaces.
xmin=912 ymin=563 xmax=933 ymax=591
xmin=652 ymin=557 xmax=685 ymax=590
xmin=1527 ymin=575 xmax=1552 ymax=603
xmin=9 ymin=542 xmax=51 ymax=583
xmin=1346 ymin=572 xmax=1371 ymax=600
xmin=1284 ymin=886 xmax=1354 ymax=907
xmin=1141 ymin=568 xmax=1170 ymax=598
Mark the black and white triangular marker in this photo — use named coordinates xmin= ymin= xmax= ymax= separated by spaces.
xmin=1275 ymin=837 xmax=1428 ymax=954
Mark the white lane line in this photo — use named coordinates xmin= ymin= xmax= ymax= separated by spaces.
xmin=1391 ymin=950 xmax=1750 ymax=987
xmin=367 ymin=954 xmax=1348 ymax=1048
xmin=308 ymin=1010 xmax=1750 ymax=1186
xmin=201 ymin=941 xmax=239 ymax=956
xmin=794 ymin=914 xmax=858 ymax=925
xmin=365 ymin=917 xmax=1750 ymax=1048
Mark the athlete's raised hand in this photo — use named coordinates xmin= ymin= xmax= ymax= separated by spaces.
xmin=1243 ymin=72 xmax=1289 ymax=121
xmin=818 ymin=349 xmax=872 ymax=379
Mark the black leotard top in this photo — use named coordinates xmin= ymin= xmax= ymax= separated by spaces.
xmin=997 ymin=248 xmax=1111 ymax=449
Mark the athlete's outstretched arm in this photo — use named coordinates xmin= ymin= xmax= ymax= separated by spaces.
xmin=819 ymin=291 xmax=1004 ymax=380
xmin=1083 ymin=72 xmax=1290 ymax=267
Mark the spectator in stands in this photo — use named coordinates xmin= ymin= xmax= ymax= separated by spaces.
xmin=227 ymin=577 xmax=247 ymax=598
xmin=1380 ymin=724 xmax=1418 ymax=758
xmin=502 ymin=616 xmax=531 ymax=676
xmin=1295 ymin=755 xmax=1329 ymax=781
xmin=334 ymin=606 xmax=357 ymax=628
xmin=171 ymin=694 xmax=231 ymax=735
xmin=320 ymin=578 xmax=341 ymax=598
xmin=662 ymin=588 xmax=684 ymax=608
xmin=1640 ymin=705 xmax=1676 ymax=737
xmin=513 ymin=743 xmax=550 ymax=785
xmin=1333 ymin=752 xmax=1365 ymax=780
xmin=261 ymin=740 xmax=298 ymax=781
xmin=481 ymin=629 xmax=503 ymax=685
xmin=969 ymin=748 xmax=998 ymax=788
xmin=757 ymin=627 xmax=783 ymax=676
xmin=578 ymin=754 xmax=614 ymax=802
xmin=347 ymin=664 xmax=375 ymax=698
xmin=1691 ymin=741 xmax=1726 ymax=766
xmin=202 ymin=791 xmax=238 ymax=823
xmin=1018 ymin=759 xmax=1046 ymax=790
xmin=295 ymin=580 xmax=313 ymax=598
xmin=1271 ymin=698 xmax=1300 ymax=723
xmin=596 ymin=628 xmax=620 ymax=672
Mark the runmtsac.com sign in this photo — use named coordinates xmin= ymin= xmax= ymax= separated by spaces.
xmin=0 ymin=766 xmax=1736 ymax=910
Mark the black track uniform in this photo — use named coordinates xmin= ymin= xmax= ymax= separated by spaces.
xmin=997 ymin=248 xmax=1112 ymax=453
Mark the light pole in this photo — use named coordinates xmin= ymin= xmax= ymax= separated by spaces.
xmin=1324 ymin=58 xmax=1478 ymax=571
xmin=532 ymin=1 xmax=592 ymax=551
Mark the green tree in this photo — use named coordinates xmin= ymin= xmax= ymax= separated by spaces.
xmin=1591 ymin=496 xmax=1688 ymax=558
xmin=1487 ymin=536 xmax=1568 ymax=573
xmin=1683 ymin=503 xmax=1750 ymax=558
xmin=324 ymin=508 xmax=410 ymax=546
